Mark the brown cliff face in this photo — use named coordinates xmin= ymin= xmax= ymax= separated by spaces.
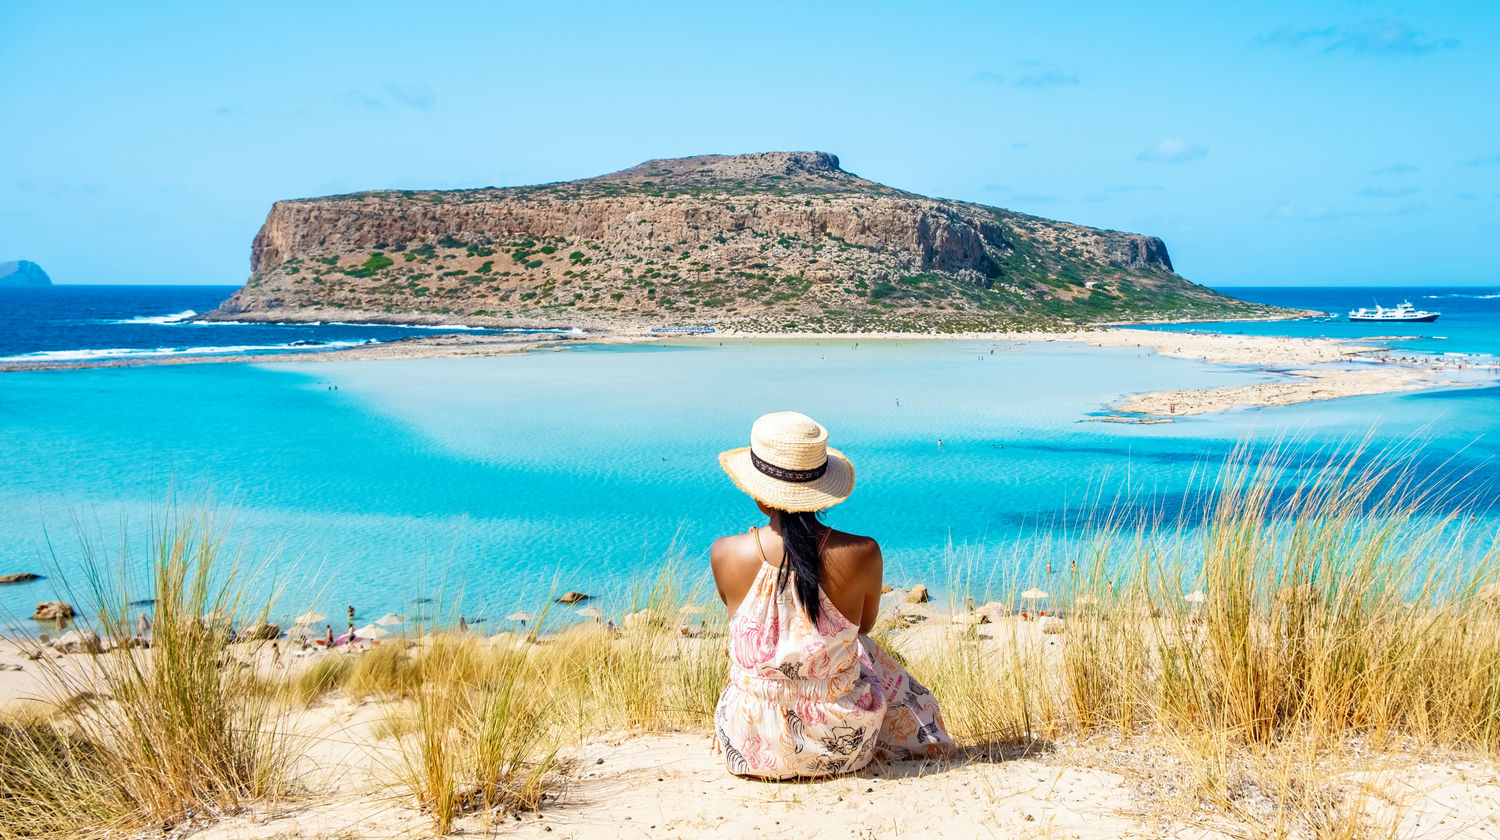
xmin=214 ymin=152 xmax=1267 ymax=332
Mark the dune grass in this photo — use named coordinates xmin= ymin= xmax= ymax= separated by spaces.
xmin=0 ymin=513 xmax=294 ymax=839
xmin=865 ymin=442 xmax=1500 ymax=762
xmin=389 ymin=635 xmax=556 ymax=833
xmin=1051 ymin=443 xmax=1500 ymax=754
xmin=338 ymin=565 xmax=725 ymax=832
xmin=3 ymin=445 xmax=1496 ymax=837
xmin=0 ymin=711 xmax=124 ymax=839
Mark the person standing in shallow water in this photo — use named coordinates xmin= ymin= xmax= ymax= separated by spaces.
xmin=711 ymin=411 xmax=953 ymax=779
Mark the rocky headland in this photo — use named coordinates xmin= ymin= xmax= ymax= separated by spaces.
xmin=206 ymin=152 xmax=1288 ymax=332
xmin=0 ymin=260 xmax=52 ymax=287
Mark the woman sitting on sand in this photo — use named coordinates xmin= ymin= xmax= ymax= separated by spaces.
xmin=711 ymin=411 xmax=952 ymax=779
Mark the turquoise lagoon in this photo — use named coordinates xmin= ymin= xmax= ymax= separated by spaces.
xmin=3 ymin=337 xmax=1497 ymax=630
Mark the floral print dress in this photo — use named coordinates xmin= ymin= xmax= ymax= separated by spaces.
xmin=714 ymin=534 xmax=952 ymax=779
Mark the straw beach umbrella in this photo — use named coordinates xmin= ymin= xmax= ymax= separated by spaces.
xmin=376 ymin=613 xmax=406 ymax=626
xmin=1020 ymin=588 xmax=1048 ymax=619
xmin=577 ymin=606 xmax=604 ymax=622
xmin=354 ymin=624 xmax=389 ymax=640
xmin=1184 ymin=590 xmax=1207 ymax=624
xmin=294 ymin=611 xmax=326 ymax=626
xmin=507 ymin=611 xmax=535 ymax=628
xmin=678 ymin=604 xmax=706 ymax=616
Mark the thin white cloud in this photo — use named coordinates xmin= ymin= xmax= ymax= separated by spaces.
xmin=1254 ymin=20 xmax=1459 ymax=57
xmin=973 ymin=64 xmax=1079 ymax=88
xmin=1358 ymin=186 xmax=1418 ymax=198
xmin=383 ymin=82 xmax=435 ymax=109
xmin=1014 ymin=70 xmax=1078 ymax=87
xmin=1271 ymin=201 xmax=1424 ymax=220
xmin=1136 ymin=139 xmax=1207 ymax=164
xmin=337 ymin=81 xmax=436 ymax=110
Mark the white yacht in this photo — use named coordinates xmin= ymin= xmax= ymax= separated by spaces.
xmin=1347 ymin=300 xmax=1439 ymax=323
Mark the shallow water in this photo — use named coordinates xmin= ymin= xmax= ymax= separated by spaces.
xmin=3 ymin=337 xmax=1497 ymax=630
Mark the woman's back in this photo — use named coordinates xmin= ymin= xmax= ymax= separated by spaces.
xmin=711 ymin=411 xmax=952 ymax=778
xmin=714 ymin=526 xmax=889 ymax=777
xmin=710 ymin=526 xmax=882 ymax=632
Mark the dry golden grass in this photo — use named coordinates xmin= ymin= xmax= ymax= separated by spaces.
xmin=875 ymin=442 xmax=1500 ymax=766
xmin=389 ymin=635 xmax=556 ymax=833
xmin=384 ymin=569 xmax=725 ymax=833
xmin=0 ymin=513 xmax=295 ymax=839
xmin=4 ymin=445 xmax=1496 ymax=838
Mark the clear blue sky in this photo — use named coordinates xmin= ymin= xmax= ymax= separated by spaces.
xmin=3 ymin=1 xmax=1497 ymax=287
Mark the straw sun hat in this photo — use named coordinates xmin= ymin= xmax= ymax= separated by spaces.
xmin=719 ymin=411 xmax=855 ymax=513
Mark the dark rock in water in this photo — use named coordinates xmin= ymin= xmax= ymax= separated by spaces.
xmin=557 ymin=591 xmax=590 ymax=604
xmin=0 ymin=260 xmax=51 ymax=287
xmin=31 ymin=601 xmax=74 ymax=621
xmin=128 ymin=598 xmax=156 ymax=607
xmin=0 ymin=572 xmax=42 ymax=584
xmin=289 ymin=339 xmax=325 ymax=347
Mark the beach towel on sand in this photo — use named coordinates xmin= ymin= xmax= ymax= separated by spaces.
xmin=714 ymin=559 xmax=952 ymax=779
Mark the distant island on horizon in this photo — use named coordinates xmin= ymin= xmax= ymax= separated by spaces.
xmin=0 ymin=260 xmax=52 ymax=287
xmin=205 ymin=152 xmax=1290 ymax=333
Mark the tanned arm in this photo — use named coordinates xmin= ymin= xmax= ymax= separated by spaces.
xmin=858 ymin=540 xmax=883 ymax=635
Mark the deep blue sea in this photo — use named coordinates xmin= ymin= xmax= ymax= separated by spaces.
xmin=1 ymin=284 xmax=1497 ymax=632
xmin=0 ymin=285 xmax=557 ymax=362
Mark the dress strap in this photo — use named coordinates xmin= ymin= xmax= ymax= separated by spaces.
xmin=752 ymin=526 xmax=772 ymax=566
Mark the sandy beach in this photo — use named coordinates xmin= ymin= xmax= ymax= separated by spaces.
xmin=179 ymin=728 xmax=1500 ymax=840
xmin=5 ymin=597 xmax=1498 ymax=840
xmin=4 ymin=320 xmax=1493 ymax=418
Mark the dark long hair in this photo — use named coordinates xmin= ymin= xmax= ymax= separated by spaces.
xmin=773 ymin=509 xmax=828 ymax=622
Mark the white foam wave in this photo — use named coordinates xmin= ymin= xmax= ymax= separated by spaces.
xmin=178 ymin=320 xmax=577 ymax=332
xmin=1424 ymin=293 xmax=1500 ymax=300
xmin=108 ymin=309 xmax=198 ymax=325
xmin=2 ymin=340 xmax=371 ymax=363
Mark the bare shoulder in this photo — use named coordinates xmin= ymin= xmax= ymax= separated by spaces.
xmin=827 ymin=528 xmax=879 ymax=552
xmin=711 ymin=531 xmax=757 ymax=573
xmin=826 ymin=529 xmax=882 ymax=568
